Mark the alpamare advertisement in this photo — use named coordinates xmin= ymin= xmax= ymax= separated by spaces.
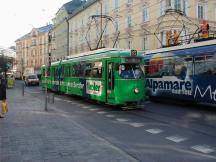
xmin=145 ymin=52 xmax=216 ymax=104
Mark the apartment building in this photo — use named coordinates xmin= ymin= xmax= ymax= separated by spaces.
xmin=51 ymin=0 xmax=86 ymax=61
xmin=64 ymin=0 xmax=216 ymax=56
xmin=15 ymin=25 xmax=53 ymax=75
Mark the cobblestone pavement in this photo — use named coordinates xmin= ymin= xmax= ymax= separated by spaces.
xmin=0 ymin=87 xmax=138 ymax=162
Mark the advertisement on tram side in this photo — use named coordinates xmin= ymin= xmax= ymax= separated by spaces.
xmin=144 ymin=49 xmax=216 ymax=104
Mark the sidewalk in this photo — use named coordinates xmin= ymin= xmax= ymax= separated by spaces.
xmin=0 ymin=87 xmax=137 ymax=162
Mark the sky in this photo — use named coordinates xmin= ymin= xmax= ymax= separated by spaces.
xmin=0 ymin=0 xmax=71 ymax=48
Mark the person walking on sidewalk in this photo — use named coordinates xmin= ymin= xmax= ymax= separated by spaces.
xmin=0 ymin=73 xmax=7 ymax=118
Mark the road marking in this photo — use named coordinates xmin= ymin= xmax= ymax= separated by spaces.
xmin=166 ymin=135 xmax=188 ymax=143
xmin=146 ymin=128 xmax=163 ymax=134
xmin=82 ymin=106 xmax=91 ymax=109
xmin=192 ymin=145 xmax=215 ymax=154
xmin=129 ymin=123 xmax=144 ymax=128
xmin=55 ymin=97 xmax=62 ymax=101
xmin=105 ymin=114 xmax=115 ymax=118
xmin=116 ymin=118 xmax=129 ymax=122
xmin=65 ymin=100 xmax=73 ymax=103
xmin=97 ymin=111 xmax=107 ymax=114
xmin=89 ymin=108 xmax=99 ymax=111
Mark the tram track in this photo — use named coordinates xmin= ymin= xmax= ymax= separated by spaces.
xmin=122 ymin=103 xmax=216 ymax=138
xmin=18 ymin=82 xmax=216 ymax=139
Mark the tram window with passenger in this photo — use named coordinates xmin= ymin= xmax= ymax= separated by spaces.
xmin=119 ymin=64 xmax=143 ymax=79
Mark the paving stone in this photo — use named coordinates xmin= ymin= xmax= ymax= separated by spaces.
xmin=0 ymin=87 xmax=138 ymax=162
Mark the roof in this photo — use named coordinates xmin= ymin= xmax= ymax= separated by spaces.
xmin=37 ymin=24 xmax=53 ymax=33
xmin=15 ymin=33 xmax=31 ymax=42
xmin=15 ymin=24 xmax=53 ymax=42
xmin=68 ymin=0 xmax=97 ymax=19
xmin=63 ymin=0 xmax=86 ymax=14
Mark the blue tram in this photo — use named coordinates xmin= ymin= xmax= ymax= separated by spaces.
xmin=143 ymin=39 xmax=216 ymax=105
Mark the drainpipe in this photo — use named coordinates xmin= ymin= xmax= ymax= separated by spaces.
xmin=65 ymin=17 xmax=69 ymax=56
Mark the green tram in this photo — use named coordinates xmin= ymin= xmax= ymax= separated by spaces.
xmin=41 ymin=48 xmax=145 ymax=106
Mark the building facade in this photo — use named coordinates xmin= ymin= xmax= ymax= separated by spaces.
xmin=15 ymin=25 xmax=53 ymax=75
xmin=51 ymin=0 xmax=86 ymax=61
xmin=64 ymin=0 xmax=216 ymax=56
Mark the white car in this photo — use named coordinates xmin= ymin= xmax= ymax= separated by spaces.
xmin=25 ymin=74 xmax=39 ymax=86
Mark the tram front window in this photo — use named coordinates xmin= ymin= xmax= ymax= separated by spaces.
xmin=119 ymin=64 xmax=144 ymax=79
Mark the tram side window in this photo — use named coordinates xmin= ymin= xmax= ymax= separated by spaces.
xmin=174 ymin=57 xmax=193 ymax=80
xmin=145 ymin=56 xmax=193 ymax=80
xmin=145 ymin=58 xmax=168 ymax=78
xmin=64 ymin=66 xmax=71 ymax=77
xmin=60 ymin=66 xmax=64 ymax=78
xmin=85 ymin=62 xmax=102 ymax=78
xmin=54 ymin=68 xmax=58 ymax=78
xmin=71 ymin=64 xmax=77 ymax=77
xmin=85 ymin=63 xmax=92 ymax=77
xmin=195 ymin=55 xmax=216 ymax=75
xmin=72 ymin=63 xmax=84 ymax=77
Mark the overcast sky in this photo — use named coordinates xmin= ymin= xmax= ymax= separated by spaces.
xmin=0 ymin=0 xmax=70 ymax=48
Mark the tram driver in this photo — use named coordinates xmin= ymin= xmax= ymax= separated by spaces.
xmin=119 ymin=64 xmax=143 ymax=79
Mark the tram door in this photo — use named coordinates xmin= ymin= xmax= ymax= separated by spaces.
xmin=106 ymin=61 xmax=115 ymax=102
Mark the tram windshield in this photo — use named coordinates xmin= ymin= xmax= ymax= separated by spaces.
xmin=119 ymin=64 xmax=144 ymax=79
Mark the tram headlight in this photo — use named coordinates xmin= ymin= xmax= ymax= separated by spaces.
xmin=134 ymin=88 xmax=139 ymax=94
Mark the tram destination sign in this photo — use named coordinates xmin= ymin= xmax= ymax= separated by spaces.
xmin=125 ymin=57 xmax=141 ymax=63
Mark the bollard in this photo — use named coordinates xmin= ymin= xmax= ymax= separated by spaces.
xmin=48 ymin=93 xmax=50 ymax=103
xmin=22 ymin=82 xmax=25 ymax=96
xmin=47 ymin=93 xmax=54 ymax=104
xmin=52 ymin=93 xmax=55 ymax=104
xmin=45 ymin=84 xmax=48 ymax=111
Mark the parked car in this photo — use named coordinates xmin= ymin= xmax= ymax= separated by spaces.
xmin=25 ymin=74 xmax=39 ymax=86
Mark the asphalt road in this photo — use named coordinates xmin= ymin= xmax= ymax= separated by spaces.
xmin=16 ymin=80 xmax=216 ymax=162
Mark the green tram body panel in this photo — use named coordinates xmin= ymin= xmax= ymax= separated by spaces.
xmin=41 ymin=49 xmax=146 ymax=106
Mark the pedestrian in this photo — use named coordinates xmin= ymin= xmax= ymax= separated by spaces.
xmin=0 ymin=73 xmax=7 ymax=118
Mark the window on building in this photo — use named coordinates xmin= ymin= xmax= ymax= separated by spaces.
xmin=142 ymin=36 xmax=148 ymax=51
xmin=127 ymin=15 xmax=132 ymax=28
xmin=142 ymin=6 xmax=149 ymax=22
xmin=161 ymin=0 xmax=188 ymax=15
xmin=198 ymin=3 xmax=205 ymax=19
xmin=115 ymin=19 xmax=119 ymax=32
xmin=104 ymin=1 xmax=109 ymax=14
xmin=160 ymin=0 xmax=165 ymax=16
xmin=127 ymin=0 xmax=133 ymax=4
xmin=127 ymin=40 xmax=132 ymax=49
xmin=174 ymin=0 xmax=181 ymax=10
xmin=114 ymin=0 xmax=119 ymax=9
xmin=182 ymin=0 xmax=187 ymax=14
xmin=215 ymin=8 xmax=216 ymax=21
xmin=166 ymin=0 xmax=172 ymax=8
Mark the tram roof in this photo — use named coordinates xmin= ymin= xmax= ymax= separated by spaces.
xmin=143 ymin=39 xmax=216 ymax=55
xmin=51 ymin=48 xmax=133 ymax=65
